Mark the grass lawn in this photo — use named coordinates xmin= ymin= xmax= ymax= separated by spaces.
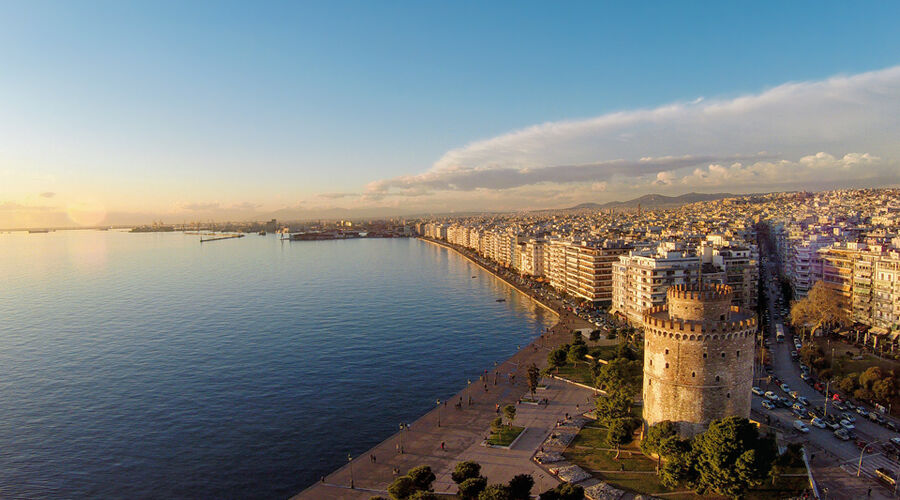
xmin=487 ymin=425 xmax=524 ymax=446
xmin=565 ymin=426 xmax=809 ymax=499
xmin=813 ymin=339 xmax=900 ymax=378
xmin=552 ymin=362 xmax=595 ymax=385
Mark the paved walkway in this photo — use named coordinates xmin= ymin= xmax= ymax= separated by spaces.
xmin=294 ymin=285 xmax=597 ymax=499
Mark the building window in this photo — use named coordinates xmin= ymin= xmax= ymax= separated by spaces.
xmin=649 ymin=359 xmax=652 ymax=366
xmin=736 ymin=350 xmax=740 ymax=358
xmin=665 ymin=349 xmax=669 ymax=355
xmin=703 ymin=352 xmax=707 ymax=359
xmin=727 ymin=393 xmax=731 ymax=399
xmin=665 ymin=362 xmax=669 ymax=369
xmin=691 ymin=372 xmax=695 ymax=378
xmin=721 ymin=352 xmax=726 ymax=358
xmin=715 ymin=375 xmax=720 ymax=382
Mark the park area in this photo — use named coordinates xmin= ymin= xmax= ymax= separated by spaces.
xmin=563 ymin=422 xmax=809 ymax=499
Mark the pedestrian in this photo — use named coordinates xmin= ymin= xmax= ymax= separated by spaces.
xmin=867 ymin=488 xmax=872 ymax=497
xmin=373 ymin=454 xmax=376 ymax=464
xmin=440 ymin=441 xmax=445 ymax=450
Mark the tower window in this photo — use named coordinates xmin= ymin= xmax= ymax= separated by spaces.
xmin=665 ymin=349 xmax=669 ymax=355
xmin=703 ymin=352 xmax=707 ymax=359
xmin=727 ymin=393 xmax=731 ymax=399
xmin=649 ymin=359 xmax=652 ymax=366
xmin=721 ymin=352 xmax=726 ymax=358
xmin=691 ymin=372 xmax=695 ymax=378
xmin=736 ymin=350 xmax=740 ymax=358
xmin=665 ymin=362 xmax=669 ymax=369
xmin=715 ymin=375 xmax=720 ymax=382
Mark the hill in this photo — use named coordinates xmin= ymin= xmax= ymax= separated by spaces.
xmin=566 ymin=192 xmax=737 ymax=211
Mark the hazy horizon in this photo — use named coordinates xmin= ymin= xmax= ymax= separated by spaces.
xmin=3 ymin=2 xmax=900 ymax=228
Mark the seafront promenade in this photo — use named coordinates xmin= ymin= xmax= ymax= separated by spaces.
xmin=294 ymin=241 xmax=597 ymax=499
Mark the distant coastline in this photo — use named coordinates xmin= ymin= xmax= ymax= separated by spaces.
xmin=418 ymin=237 xmax=560 ymax=318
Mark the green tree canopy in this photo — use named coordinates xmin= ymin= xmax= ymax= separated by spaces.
xmin=478 ymin=483 xmax=511 ymax=500
xmin=451 ymin=461 xmax=482 ymax=484
xmin=406 ymin=466 xmax=436 ymax=492
xmin=527 ymin=363 xmax=541 ymax=396
xmin=640 ymin=420 xmax=678 ymax=457
xmin=538 ymin=483 xmax=584 ymax=500
xmin=594 ymin=357 xmax=642 ymax=394
xmin=594 ymin=389 xmax=634 ymax=427
xmin=388 ymin=476 xmax=416 ymax=500
xmin=458 ymin=476 xmax=488 ymax=500
xmin=548 ymin=345 xmax=569 ymax=368
xmin=503 ymin=404 xmax=517 ymax=426
xmin=507 ymin=474 xmax=534 ymax=500
xmin=692 ymin=417 xmax=776 ymax=498
xmin=568 ymin=343 xmax=588 ymax=365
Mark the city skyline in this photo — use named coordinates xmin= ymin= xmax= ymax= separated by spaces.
xmin=3 ymin=2 xmax=900 ymax=228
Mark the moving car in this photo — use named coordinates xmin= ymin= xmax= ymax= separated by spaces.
xmin=793 ymin=420 xmax=810 ymax=433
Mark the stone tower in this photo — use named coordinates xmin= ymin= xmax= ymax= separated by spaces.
xmin=641 ymin=283 xmax=756 ymax=436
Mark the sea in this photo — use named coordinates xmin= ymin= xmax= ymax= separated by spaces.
xmin=0 ymin=231 xmax=555 ymax=499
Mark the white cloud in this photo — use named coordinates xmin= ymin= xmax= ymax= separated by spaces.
xmin=365 ymin=65 xmax=900 ymax=206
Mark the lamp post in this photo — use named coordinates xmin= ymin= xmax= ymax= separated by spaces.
xmin=858 ymin=440 xmax=885 ymax=477
xmin=398 ymin=423 xmax=407 ymax=454
xmin=437 ymin=399 xmax=442 ymax=427
xmin=348 ymin=453 xmax=354 ymax=489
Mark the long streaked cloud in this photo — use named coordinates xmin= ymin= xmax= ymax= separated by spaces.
xmin=365 ymin=65 xmax=900 ymax=202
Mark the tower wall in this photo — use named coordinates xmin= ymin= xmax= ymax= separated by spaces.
xmin=642 ymin=286 xmax=757 ymax=437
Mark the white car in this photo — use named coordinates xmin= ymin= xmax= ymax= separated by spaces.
xmin=752 ymin=386 xmax=764 ymax=396
xmin=798 ymin=396 xmax=810 ymax=406
xmin=840 ymin=419 xmax=856 ymax=430
xmin=781 ymin=383 xmax=791 ymax=393
xmin=765 ymin=391 xmax=778 ymax=400
xmin=793 ymin=420 xmax=810 ymax=433
xmin=810 ymin=417 xmax=826 ymax=429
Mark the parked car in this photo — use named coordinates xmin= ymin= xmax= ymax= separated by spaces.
xmin=834 ymin=428 xmax=851 ymax=440
xmin=752 ymin=386 xmax=764 ymax=396
xmin=890 ymin=437 xmax=900 ymax=448
xmin=792 ymin=403 xmax=804 ymax=411
xmin=765 ymin=391 xmax=778 ymax=400
xmin=833 ymin=402 xmax=847 ymax=411
xmin=762 ymin=400 xmax=776 ymax=410
xmin=842 ymin=413 xmax=857 ymax=422
xmin=794 ymin=420 xmax=811 ymax=433
xmin=825 ymin=420 xmax=841 ymax=431
xmin=798 ymin=396 xmax=810 ymax=406
xmin=800 ymin=372 xmax=811 ymax=381
xmin=886 ymin=421 xmax=898 ymax=432
xmin=781 ymin=383 xmax=791 ymax=393
xmin=810 ymin=417 xmax=826 ymax=428
xmin=857 ymin=407 xmax=869 ymax=417
xmin=792 ymin=408 xmax=805 ymax=418
xmin=790 ymin=391 xmax=800 ymax=399
xmin=841 ymin=420 xmax=856 ymax=430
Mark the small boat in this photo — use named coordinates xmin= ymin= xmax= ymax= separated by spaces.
xmin=496 ymin=299 xmax=506 ymax=302
xmin=258 ymin=230 xmax=267 ymax=235
xmin=472 ymin=276 xmax=477 ymax=278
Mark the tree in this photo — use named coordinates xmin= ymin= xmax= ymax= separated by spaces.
xmin=692 ymin=417 xmax=775 ymax=498
xmin=388 ymin=476 xmax=416 ymax=500
xmin=406 ymin=466 xmax=436 ymax=492
xmin=589 ymin=329 xmax=602 ymax=341
xmin=478 ymin=483 xmax=511 ymax=500
xmin=548 ymin=345 xmax=569 ymax=368
xmin=839 ymin=373 xmax=860 ymax=394
xmin=658 ymin=437 xmax=694 ymax=488
xmin=452 ymin=461 xmax=482 ymax=484
xmin=595 ymin=357 xmax=642 ymax=394
xmin=568 ymin=343 xmax=588 ymax=366
xmin=606 ymin=418 xmax=634 ymax=458
xmin=640 ymin=421 xmax=678 ymax=457
xmin=490 ymin=416 xmax=503 ymax=433
xmin=527 ymin=363 xmax=541 ymax=397
xmin=616 ymin=343 xmax=637 ymax=361
xmin=538 ymin=483 xmax=584 ymax=500
xmin=408 ymin=492 xmax=438 ymax=500
xmin=790 ymin=281 xmax=847 ymax=338
xmin=458 ymin=477 xmax=488 ymax=500
xmin=503 ymin=404 xmax=517 ymax=426
xmin=595 ymin=389 xmax=634 ymax=426
xmin=507 ymin=474 xmax=534 ymax=500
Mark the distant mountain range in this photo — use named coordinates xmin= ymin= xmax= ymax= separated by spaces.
xmin=564 ymin=192 xmax=738 ymax=211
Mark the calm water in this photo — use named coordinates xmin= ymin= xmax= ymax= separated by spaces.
xmin=0 ymin=231 xmax=554 ymax=499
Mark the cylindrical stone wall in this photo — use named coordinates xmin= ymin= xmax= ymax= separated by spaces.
xmin=642 ymin=325 xmax=755 ymax=436
xmin=667 ymin=284 xmax=733 ymax=322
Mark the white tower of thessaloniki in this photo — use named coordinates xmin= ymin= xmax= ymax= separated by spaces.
xmin=641 ymin=283 xmax=757 ymax=437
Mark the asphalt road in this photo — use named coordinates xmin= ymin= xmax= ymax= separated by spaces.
xmin=753 ymin=251 xmax=900 ymax=491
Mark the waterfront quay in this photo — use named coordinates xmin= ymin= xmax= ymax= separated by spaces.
xmin=294 ymin=242 xmax=597 ymax=499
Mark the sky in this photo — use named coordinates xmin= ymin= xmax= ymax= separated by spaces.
xmin=2 ymin=1 xmax=900 ymax=227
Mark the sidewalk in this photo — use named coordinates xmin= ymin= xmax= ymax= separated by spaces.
xmin=293 ymin=307 xmax=597 ymax=499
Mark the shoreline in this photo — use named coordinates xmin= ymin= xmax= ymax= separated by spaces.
xmin=417 ymin=237 xmax=561 ymax=318
xmin=294 ymin=239 xmax=592 ymax=499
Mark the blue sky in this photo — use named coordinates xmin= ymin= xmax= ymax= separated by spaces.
xmin=2 ymin=1 xmax=900 ymax=225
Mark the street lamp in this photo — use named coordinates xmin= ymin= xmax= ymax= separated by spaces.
xmin=398 ymin=423 xmax=407 ymax=454
xmin=858 ymin=440 xmax=886 ymax=477
xmin=437 ymin=399 xmax=442 ymax=427
xmin=348 ymin=452 xmax=354 ymax=489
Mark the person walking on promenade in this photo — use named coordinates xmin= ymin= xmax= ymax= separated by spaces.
xmin=440 ymin=441 xmax=445 ymax=450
